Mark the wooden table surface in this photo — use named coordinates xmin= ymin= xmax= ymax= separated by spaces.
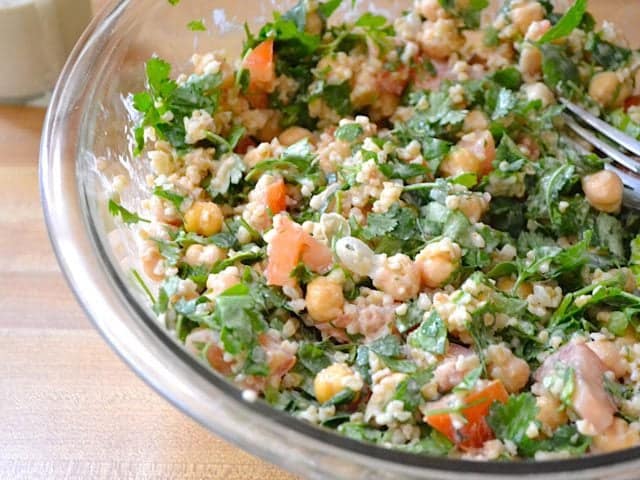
xmin=0 ymin=105 xmax=296 ymax=479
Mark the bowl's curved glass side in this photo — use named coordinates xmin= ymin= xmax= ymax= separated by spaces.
xmin=40 ymin=0 xmax=640 ymax=479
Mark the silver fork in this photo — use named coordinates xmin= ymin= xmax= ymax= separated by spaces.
xmin=560 ymin=98 xmax=640 ymax=209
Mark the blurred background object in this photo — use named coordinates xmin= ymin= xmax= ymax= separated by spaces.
xmin=0 ymin=0 xmax=92 ymax=104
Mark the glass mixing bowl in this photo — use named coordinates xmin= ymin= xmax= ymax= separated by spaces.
xmin=40 ymin=0 xmax=640 ymax=478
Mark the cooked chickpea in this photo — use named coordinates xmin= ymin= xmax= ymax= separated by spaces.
xmin=592 ymin=418 xmax=640 ymax=454
xmin=582 ymin=170 xmax=623 ymax=213
xmin=586 ymin=340 xmax=628 ymax=378
xmin=416 ymin=0 xmax=447 ymax=21
xmin=462 ymin=110 xmax=489 ymax=133
xmin=314 ymin=363 xmax=361 ymax=404
xmin=510 ymin=2 xmax=545 ymax=34
xmin=306 ymin=276 xmax=345 ymax=323
xmin=256 ymin=112 xmax=282 ymax=142
xmin=141 ymin=243 xmax=165 ymax=282
xmin=536 ymin=394 xmax=569 ymax=430
xmin=519 ymin=45 xmax=542 ymax=80
xmin=305 ymin=11 xmax=323 ymax=35
xmin=523 ymin=82 xmax=555 ymax=108
xmin=496 ymin=276 xmax=533 ymax=299
xmin=371 ymin=254 xmax=421 ymax=301
xmin=486 ymin=344 xmax=531 ymax=393
xmin=439 ymin=147 xmax=483 ymax=177
xmin=589 ymin=71 xmax=632 ymax=108
xmin=183 ymin=244 xmax=226 ymax=267
xmin=415 ymin=239 xmax=461 ymax=289
xmin=418 ymin=18 xmax=463 ymax=60
xmin=184 ymin=201 xmax=224 ymax=236
xmin=278 ymin=126 xmax=312 ymax=146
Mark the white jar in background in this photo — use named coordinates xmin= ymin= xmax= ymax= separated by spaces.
xmin=0 ymin=0 xmax=92 ymax=103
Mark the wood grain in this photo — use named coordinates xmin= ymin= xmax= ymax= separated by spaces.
xmin=0 ymin=105 xmax=296 ymax=480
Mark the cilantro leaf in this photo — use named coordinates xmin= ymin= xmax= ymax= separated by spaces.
xmin=187 ymin=19 xmax=206 ymax=32
xmin=541 ymin=44 xmax=580 ymax=94
xmin=108 ymin=199 xmax=149 ymax=224
xmin=395 ymin=300 xmax=427 ymax=334
xmin=318 ymin=0 xmax=343 ymax=19
xmin=391 ymin=368 xmax=434 ymax=411
xmin=487 ymin=393 xmax=539 ymax=455
xmin=438 ymin=0 xmax=489 ymax=29
xmin=408 ymin=310 xmax=447 ymax=355
xmin=335 ymin=123 xmax=363 ymax=142
xmin=153 ymin=186 xmax=185 ymax=212
xmin=585 ymin=32 xmax=632 ymax=70
xmin=538 ymin=0 xmax=587 ymax=44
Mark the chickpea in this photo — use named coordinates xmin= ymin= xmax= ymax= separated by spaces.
xmin=592 ymin=418 xmax=640 ymax=454
xmin=496 ymin=276 xmax=533 ymax=299
xmin=510 ymin=2 xmax=545 ymax=34
xmin=586 ymin=340 xmax=628 ymax=378
xmin=371 ymin=254 xmax=421 ymax=301
xmin=418 ymin=19 xmax=463 ymax=60
xmin=184 ymin=201 xmax=224 ymax=237
xmin=524 ymin=19 xmax=551 ymax=42
xmin=523 ymin=82 xmax=555 ymax=108
xmin=486 ymin=344 xmax=531 ymax=393
xmin=141 ymin=243 xmax=165 ymax=282
xmin=451 ymin=194 xmax=489 ymax=223
xmin=256 ymin=111 xmax=282 ymax=142
xmin=415 ymin=239 xmax=461 ymax=289
xmin=439 ymin=147 xmax=483 ymax=178
xmin=582 ymin=170 xmax=623 ymax=213
xmin=519 ymin=45 xmax=542 ymax=80
xmin=589 ymin=71 xmax=632 ymax=108
xmin=314 ymin=363 xmax=362 ymax=404
xmin=306 ymin=276 xmax=345 ymax=323
xmin=278 ymin=126 xmax=312 ymax=147
xmin=305 ymin=11 xmax=323 ymax=35
xmin=183 ymin=244 xmax=226 ymax=267
xmin=462 ymin=110 xmax=489 ymax=133
xmin=416 ymin=0 xmax=447 ymax=21
xmin=536 ymin=394 xmax=569 ymax=430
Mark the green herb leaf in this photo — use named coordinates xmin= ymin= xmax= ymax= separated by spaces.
xmin=487 ymin=393 xmax=539 ymax=455
xmin=153 ymin=186 xmax=185 ymax=212
xmin=408 ymin=310 xmax=447 ymax=355
xmin=108 ymin=199 xmax=149 ymax=224
xmin=335 ymin=123 xmax=363 ymax=142
xmin=187 ymin=19 xmax=206 ymax=32
xmin=538 ymin=0 xmax=587 ymax=44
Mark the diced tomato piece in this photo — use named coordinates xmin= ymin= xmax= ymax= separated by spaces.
xmin=377 ymin=65 xmax=410 ymax=96
xmin=425 ymin=380 xmax=509 ymax=450
xmin=266 ymin=216 xmax=333 ymax=286
xmin=246 ymin=91 xmax=269 ymax=109
xmin=234 ymin=136 xmax=256 ymax=154
xmin=625 ymin=95 xmax=640 ymax=111
xmin=265 ymin=178 xmax=287 ymax=214
xmin=300 ymin=235 xmax=333 ymax=273
xmin=243 ymin=38 xmax=275 ymax=92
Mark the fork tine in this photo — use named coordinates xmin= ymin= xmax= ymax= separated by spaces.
xmin=563 ymin=114 xmax=640 ymax=174
xmin=605 ymin=162 xmax=640 ymax=192
xmin=560 ymin=98 xmax=640 ymax=157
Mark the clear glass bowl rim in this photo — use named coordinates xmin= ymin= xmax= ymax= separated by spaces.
xmin=39 ymin=0 xmax=640 ymax=477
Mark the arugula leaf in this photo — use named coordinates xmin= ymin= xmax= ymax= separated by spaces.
xmin=408 ymin=310 xmax=447 ymax=355
xmin=108 ymin=199 xmax=149 ymax=224
xmin=538 ymin=0 xmax=587 ymax=44
xmin=335 ymin=123 xmax=363 ymax=142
